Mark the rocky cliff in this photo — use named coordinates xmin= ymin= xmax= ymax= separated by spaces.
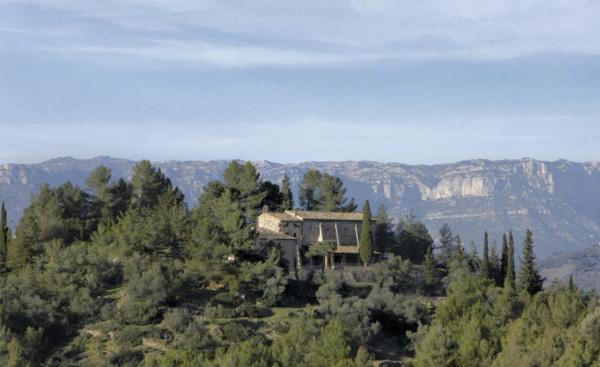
xmin=2 ymin=157 xmax=600 ymax=259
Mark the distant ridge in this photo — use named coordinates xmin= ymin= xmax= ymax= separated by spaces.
xmin=2 ymin=156 xmax=600 ymax=261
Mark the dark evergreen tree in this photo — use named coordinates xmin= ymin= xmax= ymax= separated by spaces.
xmin=374 ymin=204 xmax=395 ymax=254
xmin=131 ymin=160 xmax=182 ymax=210
xmin=258 ymin=181 xmax=284 ymax=212
xmin=481 ymin=231 xmax=490 ymax=279
xmin=0 ymin=201 xmax=8 ymax=258
xmin=518 ymin=229 xmax=544 ymax=296
xmin=223 ymin=160 xmax=267 ymax=220
xmin=359 ymin=201 xmax=374 ymax=267
xmin=438 ymin=223 xmax=454 ymax=263
xmin=422 ymin=246 xmax=439 ymax=295
xmin=298 ymin=169 xmax=320 ymax=211
xmin=490 ymin=242 xmax=500 ymax=284
xmin=504 ymin=231 xmax=516 ymax=290
xmin=394 ymin=211 xmax=434 ymax=264
xmin=280 ymin=174 xmax=294 ymax=210
xmin=298 ymin=169 xmax=356 ymax=212
xmin=500 ymin=233 xmax=509 ymax=285
xmin=568 ymin=275 xmax=576 ymax=292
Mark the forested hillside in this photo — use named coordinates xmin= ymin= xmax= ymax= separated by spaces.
xmin=0 ymin=160 xmax=597 ymax=366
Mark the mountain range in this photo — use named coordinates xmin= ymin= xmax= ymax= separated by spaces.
xmin=1 ymin=156 xmax=599 ymax=287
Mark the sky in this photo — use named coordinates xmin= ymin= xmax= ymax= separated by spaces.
xmin=1 ymin=0 xmax=599 ymax=164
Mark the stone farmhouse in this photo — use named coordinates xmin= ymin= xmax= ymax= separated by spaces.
xmin=257 ymin=209 xmax=377 ymax=273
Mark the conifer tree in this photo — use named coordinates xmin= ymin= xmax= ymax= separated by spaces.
xmin=490 ymin=243 xmax=499 ymax=284
xmin=481 ymin=231 xmax=490 ymax=279
xmin=394 ymin=211 xmax=434 ymax=264
xmin=469 ymin=240 xmax=477 ymax=258
xmin=280 ymin=174 xmax=294 ymax=210
xmin=223 ymin=160 xmax=266 ymax=219
xmin=500 ymin=233 xmax=509 ymax=284
xmin=568 ymin=274 xmax=576 ymax=292
xmin=359 ymin=201 xmax=373 ymax=267
xmin=374 ymin=204 xmax=395 ymax=254
xmin=504 ymin=231 xmax=516 ymax=290
xmin=422 ymin=246 xmax=439 ymax=295
xmin=298 ymin=169 xmax=356 ymax=212
xmin=518 ymin=229 xmax=544 ymax=296
xmin=0 ymin=201 xmax=8 ymax=258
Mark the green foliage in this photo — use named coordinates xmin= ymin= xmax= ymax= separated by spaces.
xmin=518 ymin=229 xmax=544 ymax=296
xmin=0 ymin=201 xmax=8 ymax=273
xmin=306 ymin=241 xmax=337 ymax=271
xmin=86 ymin=165 xmax=132 ymax=222
xmin=223 ymin=160 xmax=267 ymax=220
xmin=8 ymin=182 xmax=98 ymax=269
xmin=374 ymin=204 xmax=395 ymax=254
xmin=394 ymin=211 xmax=434 ymax=264
xmin=481 ymin=231 xmax=490 ymax=279
xmin=118 ymin=254 xmax=183 ymax=324
xmin=422 ymin=246 xmax=441 ymax=296
xmin=504 ymin=231 xmax=516 ymax=291
xmin=500 ymin=233 xmax=509 ymax=286
xmin=131 ymin=160 xmax=182 ymax=210
xmin=280 ymin=174 xmax=294 ymax=211
xmin=438 ymin=223 xmax=455 ymax=263
xmin=1 ymin=160 xmax=570 ymax=367
xmin=359 ymin=200 xmax=373 ymax=267
xmin=298 ymin=169 xmax=356 ymax=212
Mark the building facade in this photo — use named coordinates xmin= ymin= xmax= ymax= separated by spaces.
xmin=257 ymin=209 xmax=376 ymax=273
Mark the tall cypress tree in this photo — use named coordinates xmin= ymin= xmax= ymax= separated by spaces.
xmin=0 ymin=201 xmax=8 ymax=272
xmin=518 ymin=229 xmax=544 ymax=296
xmin=568 ymin=275 xmax=576 ymax=292
xmin=280 ymin=174 xmax=294 ymax=211
xmin=481 ymin=231 xmax=490 ymax=279
xmin=0 ymin=202 xmax=8 ymax=258
xmin=490 ymin=243 xmax=499 ymax=284
xmin=500 ymin=233 xmax=509 ymax=285
xmin=504 ymin=231 xmax=516 ymax=290
xmin=359 ymin=200 xmax=373 ymax=267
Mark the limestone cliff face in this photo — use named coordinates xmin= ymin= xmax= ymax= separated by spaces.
xmin=1 ymin=157 xmax=599 ymax=257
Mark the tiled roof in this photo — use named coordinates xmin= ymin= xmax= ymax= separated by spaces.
xmin=260 ymin=211 xmax=301 ymax=221
xmin=284 ymin=210 xmax=365 ymax=221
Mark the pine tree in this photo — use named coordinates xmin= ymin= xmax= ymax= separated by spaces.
xmin=280 ymin=174 xmax=294 ymax=210
xmin=422 ymin=246 xmax=439 ymax=296
xmin=481 ymin=231 xmax=490 ymax=279
xmin=298 ymin=169 xmax=356 ymax=212
xmin=0 ymin=201 xmax=8 ymax=258
xmin=504 ymin=231 xmax=516 ymax=290
xmin=500 ymin=233 xmax=509 ymax=285
xmin=374 ymin=204 xmax=395 ymax=254
xmin=359 ymin=201 xmax=373 ymax=267
xmin=518 ymin=229 xmax=544 ymax=296
xmin=439 ymin=223 xmax=454 ymax=263
xmin=395 ymin=211 xmax=434 ymax=264
xmin=568 ymin=274 xmax=576 ymax=292
xmin=223 ymin=160 xmax=267 ymax=220
xmin=131 ymin=160 xmax=182 ymax=210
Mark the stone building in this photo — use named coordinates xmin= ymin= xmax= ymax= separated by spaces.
xmin=257 ymin=209 xmax=377 ymax=272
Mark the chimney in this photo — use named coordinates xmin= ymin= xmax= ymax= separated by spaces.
xmin=262 ymin=206 xmax=269 ymax=214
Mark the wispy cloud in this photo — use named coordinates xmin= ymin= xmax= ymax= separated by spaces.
xmin=4 ymin=0 xmax=600 ymax=68
xmin=52 ymin=41 xmax=381 ymax=68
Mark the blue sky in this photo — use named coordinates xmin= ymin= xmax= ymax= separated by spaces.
xmin=1 ymin=0 xmax=599 ymax=164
